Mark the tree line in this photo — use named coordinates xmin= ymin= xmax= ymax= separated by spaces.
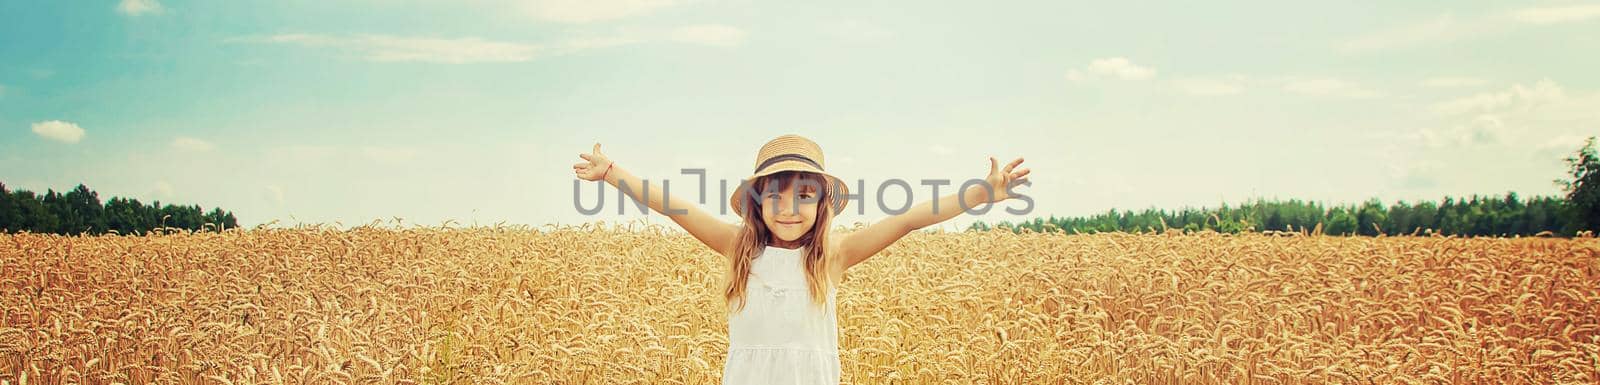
xmin=973 ymin=137 xmax=1600 ymax=237
xmin=0 ymin=182 xmax=238 ymax=235
xmin=970 ymin=194 xmax=1583 ymax=236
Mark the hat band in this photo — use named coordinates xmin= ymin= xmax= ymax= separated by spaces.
xmin=754 ymin=153 xmax=822 ymax=174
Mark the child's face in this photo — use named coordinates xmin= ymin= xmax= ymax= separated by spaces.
xmin=760 ymin=178 xmax=820 ymax=243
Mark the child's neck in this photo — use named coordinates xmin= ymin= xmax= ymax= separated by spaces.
xmin=769 ymin=238 xmax=804 ymax=250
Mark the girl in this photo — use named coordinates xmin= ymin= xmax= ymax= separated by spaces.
xmin=571 ymin=134 xmax=1031 ymax=385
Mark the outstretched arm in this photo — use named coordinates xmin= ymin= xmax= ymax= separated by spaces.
xmin=574 ymin=143 xmax=738 ymax=258
xmin=836 ymin=156 xmax=1031 ymax=270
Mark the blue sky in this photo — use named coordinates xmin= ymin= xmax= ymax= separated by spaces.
xmin=2 ymin=0 xmax=1598 ymax=230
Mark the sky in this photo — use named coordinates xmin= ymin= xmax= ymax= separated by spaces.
xmin=2 ymin=0 xmax=1598 ymax=231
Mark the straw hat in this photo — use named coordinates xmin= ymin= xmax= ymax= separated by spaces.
xmin=730 ymin=134 xmax=849 ymax=216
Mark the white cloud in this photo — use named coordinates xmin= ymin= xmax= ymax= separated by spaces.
xmin=1173 ymin=76 xmax=1246 ymax=95
xmin=171 ymin=136 xmax=215 ymax=152
xmin=1430 ymin=79 xmax=1564 ymax=116
xmin=1511 ymin=4 xmax=1600 ymax=24
xmin=117 ymin=0 xmax=162 ymax=16
xmin=1342 ymin=6 xmax=1600 ymax=53
xmin=268 ymin=145 xmax=339 ymax=163
xmin=1420 ymin=76 xmax=1490 ymax=88
xmin=557 ymin=36 xmax=645 ymax=51
xmin=1430 ymin=92 xmax=1513 ymax=116
xmin=246 ymin=34 xmax=539 ymax=63
xmin=1400 ymin=79 xmax=1600 ymax=151
xmin=1340 ymin=14 xmax=1474 ymax=52
xmin=1065 ymin=57 xmax=1156 ymax=82
xmin=1376 ymin=122 xmax=1597 ymax=199
xmin=670 ymin=24 xmax=746 ymax=46
xmin=363 ymin=36 xmax=538 ymax=63
xmin=1414 ymin=114 xmax=1513 ymax=148
xmin=1281 ymin=77 xmax=1383 ymax=99
xmin=255 ymin=33 xmax=336 ymax=45
xmin=361 ymin=146 xmax=418 ymax=164
xmin=243 ymin=29 xmax=726 ymax=62
xmin=821 ymin=20 xmax=894 ymax=43
xmin=1539 ymin=135 xmax=1596 ymax=159
xmin=521 ymin=0 xmax=680 ymax=23
xmin=31 ymin=120 xmax=86 ymax=143
xmin=1160 ymin=74 xmax=1391 ymax=99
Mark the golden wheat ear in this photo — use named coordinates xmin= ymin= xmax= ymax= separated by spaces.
xmin=10 ymin=224 xmax=1595 ymax=383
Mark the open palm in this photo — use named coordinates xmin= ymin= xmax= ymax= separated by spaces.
xmin=982 ymin=156 xmax=1031 ymax=203
xmin=573 ymin=143 xmax=614 ymax=182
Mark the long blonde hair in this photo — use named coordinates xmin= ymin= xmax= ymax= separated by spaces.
xmin=724 ymin=171 xmax=837 ymax=313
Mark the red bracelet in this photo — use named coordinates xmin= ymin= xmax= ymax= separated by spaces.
xmin=601 ymin=162 xmax=614 ymax=180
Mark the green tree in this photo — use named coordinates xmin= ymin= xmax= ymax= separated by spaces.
xmin=1356 ymin=199 xmax=1388 ymax=236
xmin=64 ymin=184 xmax=106 ymax=234
xmin=1390 ymin=201 xmax=1414 ymax=235
xmin=1558 ymin=136 xmax=1599 ymax=233
xmin=1325 ymin=208 xmax=1357 ymax=235
xmin=42 ymin=190 xmax=72 ymax=233
xmin=10 ymin=190 xmax=57 ymax=232
xmin=104 ymin=197 xmax=152 ymax=235
xmin=2 ymin=181 xmax=240 ymax=235
xmin=0 ymin=182 xmax=12 ymax=231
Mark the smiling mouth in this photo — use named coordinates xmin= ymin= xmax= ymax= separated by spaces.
xmin=777 ymin=221 xmax=802 ymax=225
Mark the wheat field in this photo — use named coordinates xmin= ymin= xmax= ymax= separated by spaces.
xmin=2 ymin=222 xmax=1598 ymax=384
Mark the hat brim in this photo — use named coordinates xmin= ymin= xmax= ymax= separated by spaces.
xmin=729 ymin=161 xmax=849 ymax=216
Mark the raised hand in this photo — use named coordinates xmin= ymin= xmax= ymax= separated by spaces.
xmin=980 ymin=156 xmax=1031 ymax=203
xmin=573 ymin=143 xmax=615 ymax=182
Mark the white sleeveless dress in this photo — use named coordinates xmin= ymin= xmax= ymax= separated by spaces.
xmin=722 ymin=245 xmax=841 ymax=385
